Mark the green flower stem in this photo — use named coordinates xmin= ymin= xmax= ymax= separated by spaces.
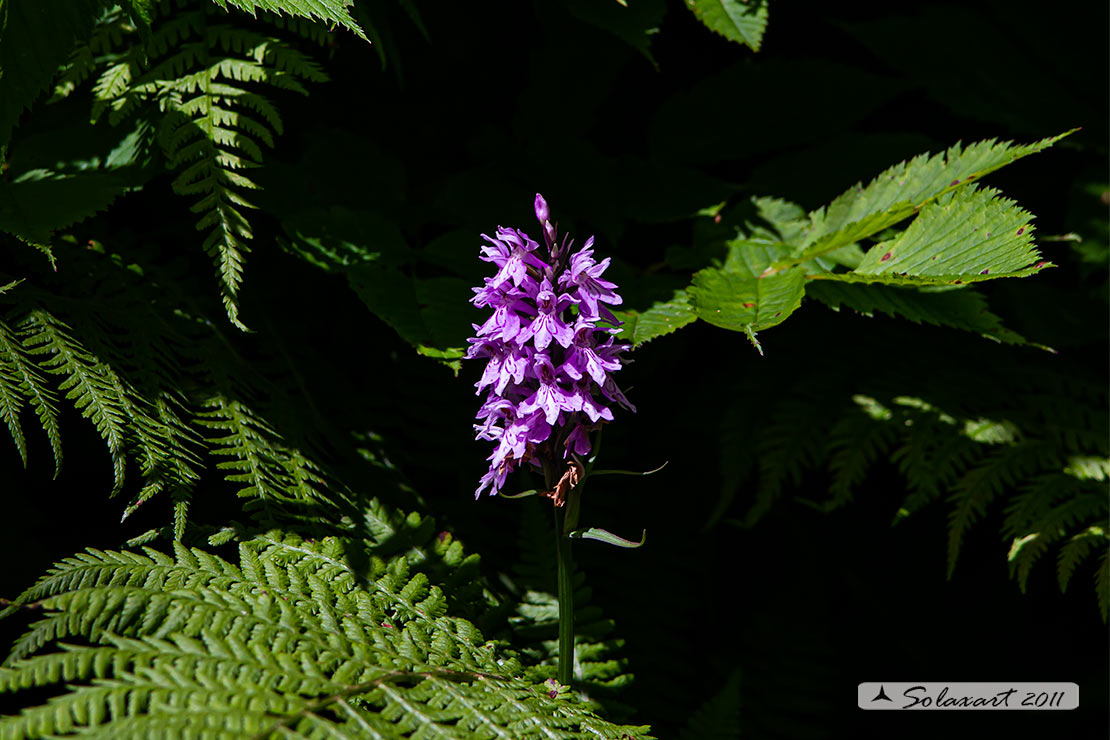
xmin=555 ymin=501 xmax=575 ymax=686
xmin=554 ymin=470 xmax=587 ymax=686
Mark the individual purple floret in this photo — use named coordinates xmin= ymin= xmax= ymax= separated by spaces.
xmin=468 ymin=194 xmax=634 ymax=502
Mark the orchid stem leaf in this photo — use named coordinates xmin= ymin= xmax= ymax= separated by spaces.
xmin=498 ymin=489 xmax=540 ymax=499
xmin=568 ymin=527 xmax=646 ymax=549
xmin=590 ymin=461 xmax=668 ymax=478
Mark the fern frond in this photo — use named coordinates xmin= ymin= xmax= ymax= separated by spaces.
xmin=719 ymin=344 xmax=1108 ymax=617
xmin=824 ymin=398 xmax=900 ymax=510
xmin=20 ymin=310 xmax=129 ymax=494
xmin=195 ymin=396 xmax=335 ymax=509
xmin=891 ymin=405 xmax=979 ymax=519
xmin=1003 ymin=474 xmax=1109 ymax=602
xmin=0 ymin=535 xmax=652 ymax=739
xmin=211 ymin=0 xmax=368 ymax=41
xmin=51 ymin=8 xmax=134 ymax=103
xmin=0 ymin=316 xmax=62 ymax=471
xmin=77 ymin=6 xmax=333 ymax=330
xmin=946 ymin=442 xmax=1048 ymax=577
xmin=0 ymin=240 xmax=377 ymax=532
xmin=744 ymin=395 xmax=834 ymax=525
xmin=11 ymin=306 xmax=205 ymax=510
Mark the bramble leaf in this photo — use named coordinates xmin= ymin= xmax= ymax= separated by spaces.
xmin=851 ymin=187 xmax=1044 ymax=281
xmin=685 ymin=0 xmax=769 ymax=51
xmin=688 ymin=240 xmax=805 ymax=352
xmin=616 ymin=290 xmax=698 ymax=348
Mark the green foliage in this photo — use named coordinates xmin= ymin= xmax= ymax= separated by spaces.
xmin=688 ymin=239 xmax=805 ymax=354
xmin=791 ymin=133 xmax=1071 ymax=266
xmin=0 ymin=303 xmax=203 ymax=526
xmin=0 ymin=531 xmax=651 ymax=739
xmin=685 ymin=0 xmax=769 ymax=51
xmin=0 ymin=0 xmax=1104 ymax=736
xmin=652 ymin=134 xmax=1070 ymax=353
xmin=32 ymin=2 xmax=348 ymax=330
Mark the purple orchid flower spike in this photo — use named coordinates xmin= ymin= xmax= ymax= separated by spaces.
xmin=466 ymin=194 xmax=634 ymax=501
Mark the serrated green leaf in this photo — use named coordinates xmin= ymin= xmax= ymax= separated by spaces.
xmin=688 ymin=238 xmax=806 ymax=349
xmin=853 ymin=186 xmax=1044 ymax=279
xmin=615 ymin=290 xmax=697 ymax=348
xmin=685 ymin=0 xmax=769 ymax=51
xmin=809 ymin=263 xmax=1052 ymax=288
xmin=210 ymin=0 xmax=368 ymax=41
xmin=779 ymin=131 xmax=1074 ymax=268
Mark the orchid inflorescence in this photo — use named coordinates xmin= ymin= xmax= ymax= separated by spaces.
xmin=468 ymin=194 xmax=634 ymax=502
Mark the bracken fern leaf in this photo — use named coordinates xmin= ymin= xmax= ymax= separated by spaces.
xmin=0 ymin=533 xmax=653 ymax=739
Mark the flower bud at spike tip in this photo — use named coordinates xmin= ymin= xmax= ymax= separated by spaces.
xmin=535 ymin=193 xmax=558 ymax=249
xmin=468 ymin=195 xmax=634 ymax=500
